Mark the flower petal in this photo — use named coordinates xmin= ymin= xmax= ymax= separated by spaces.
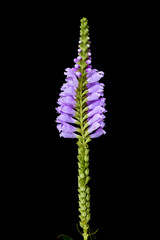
xmin=56 ymin=113 xmax=76 ymax=124
xmin=59 ymin=86 xmax=76 ymax=97
xmin=61 ymin=82 xmax=77 ymax=91
xmin=88 ymin=122 xmax=101 ymax=133
xmin=56 ymin=123 xmax=62 ymax=132
xmin=61 ymin=122 xmax=77 ymax=132
xmin=87 ymin=71 xmax=104 ymax=83
xmin=87 ymin=113 xmax=103 ymax=126
xmin=64 ymin=68 xmax=78 ymax=81
xmin=87 ymin=106 xmax=106 ymax=117
xmin=87 ymin=98 xmax=106 ymax=110
xmin=90 ymin=128 xmax=106 ymax=138
xmin=57 ymin=96 xmax=76 ymax=107
xmin=87 ymin=84 xmax=104 ymax=93
xmin=66 ymin=78 xmax=78 ymax=88
xmin=86 ymin=69 xmax=98 ymax=78
xmin=87 ymin=92 xmax=102 ymax=101
xmin=60 ymin=131 xmax=77 ymax=138
xmin=56 ymin=105 xmax=75 ymax=116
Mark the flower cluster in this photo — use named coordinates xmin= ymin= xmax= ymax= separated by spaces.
xmin=56 ymin=18 xmax=106 ymax=139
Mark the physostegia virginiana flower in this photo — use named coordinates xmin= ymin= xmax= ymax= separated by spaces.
xmin=56 ymin=17 xmax=106 ymax=240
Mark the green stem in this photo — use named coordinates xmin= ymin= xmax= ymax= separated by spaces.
xmin=76 ymin=57 xmax=90 ymax=240
xmin=77 ymin=140 xmax=90 ymax=240
xmin=76 ymin=17 xmax=91 ymax=240
xmin=83 ymin=232 xmax=88 ymax=240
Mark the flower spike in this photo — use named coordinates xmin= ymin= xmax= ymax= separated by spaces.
xmin=56 ymin=18 xmax=106 ymax=140
xmin=56 ymin=17 xmax=106 ymax=240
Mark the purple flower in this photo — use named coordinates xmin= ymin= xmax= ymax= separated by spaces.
xmin=60 ymin=132 xmax=78 ymax=138
xmin=56 ymin=32 xmax=106 ymax=139
xmin=88 ymin=122 xmax=101 ymax=133
xmin=90 ymin=128 xmax=106 ymax=138
xmin=57 ymin=96 xmax=76 ymax=107
xmin=86 ymin=68 xmax=92 ymax=73
xmin=87 ymin=106 xmax=106 ymax=117
xmin=75 ymin=72 xmax=81 ymax=78
xmin=75 ymin=64 xmax=80 ymax=69
xmin=87 ymin=98 xmax=106 ymax=110
xmin=87 ymin=71 xmax=104 ymax=83
xmin=86 ymin=59 xmax=91 ymax=65
xmin=87 ymin=83 xmax=104 ymax=93
xmin=57 ymin=122 xmax=77 ymax=133
xmin=87 ymin=92 xmax=103 ymax=101
xmin=74 ymin=58 xmax=79 ymax=63
xmin=56 ymin=105 xmax=75 ymax=116
xmin=56 ymin=113 xmax=76 ymax=124
xmin=87 ymin=113 xmax=105 ymax=126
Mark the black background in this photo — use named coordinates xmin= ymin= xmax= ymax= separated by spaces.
xmin=4 ymin=2 xmax=149 ymax=240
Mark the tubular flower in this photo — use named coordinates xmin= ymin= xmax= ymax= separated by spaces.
xmin=56 ymin=20 xmax=106 ymax=140
xmin=56 ymin=17 xmax=106 ymax=240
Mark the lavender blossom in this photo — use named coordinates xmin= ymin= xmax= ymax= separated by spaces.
xmin=56 ymin=23 xmax=106 ymax=140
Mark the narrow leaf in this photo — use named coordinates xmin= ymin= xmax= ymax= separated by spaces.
xmin=82 ymin=89 xmax=88 ymax=96
xmin=85 ymin=136 xmax=91 ymax=144
xmin=58 ymin=234 xmax=73 ymax=240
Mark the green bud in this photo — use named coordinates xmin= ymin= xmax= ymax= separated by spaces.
xmin=86 ymin=187 xmax=90 ymax=194
xmin=77 ymin=155 xmax=81 ymax=162
xmin=86 ymin=201 xmax=90 ymax=208
xmin=78 ymin=148 xmax=82 ymax=155
xmin=85 ymin=168 xmax=89 ymax=176
xmin=83 ymin=224 xmax=88 ymax=230
xmin=85 ymin=148 xmax=89 ymax=154
xmin=81 ymin=211 xmax=87 ymax=217
xmin=80 ymin=221 xmax=84 ymax=228
xmin=86 ymin=213 xmax=91 ymax=222
xmin=79 ymin=193 xmax=85 ymax=201
xmin=85 ymin=162 xmax=89 ymax=168
xmin=86 ymin=208 xmax=90 ymax=214
xmin=81 ymin=205 xmax=86 ymax=211
xmin=80 ymin=192 xmax=86 ymax=198
xmin=85 ymin=176 xmax=91 ymax=184
xmin=80 ymin=173 xmax=85 ymax=178
xmin=79 ymin=214 xmax=83 ymax=220
xmin=79 ymin=208 xmax=83 ymax=213
xmin=79 ymin=178 xmax=85 ymax=186
xmin=84 ymin=155 xmax=89 ymax=162
xmin=86 ymin=194 xmax=90 ymax=201
xmin=83 ymin=21 xmax=88 ymax=29
xmin=81 ymin=199 xmax=86 ymax=204
xmin=80 ymin=186 xmax=86 ymax=191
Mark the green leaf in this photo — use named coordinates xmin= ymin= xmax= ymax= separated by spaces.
xmin=83 ymin=114 xmax=88 ymax=121
xmin=58 ymin=234 xmax=73 ymax=240
xmin=82 ymin=80 xmax=88 ymax=87
xmin=82 ymin=89 xmax=88 ymax=96
xmin=85 ymin=136 xmax=91 ymax=144
xmin=85 ymin=176 xmax=91 ymax=184
xmin=75 ymin=127 xmax=82 ymax=134
xmin=82 ymin=106 xmax=88 ymax=113
xmin=82 ymin=98 xmax=88 ymax=105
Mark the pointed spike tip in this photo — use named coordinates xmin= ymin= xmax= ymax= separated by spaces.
xmin=81 ymin=17 xmax=88 ymax=23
